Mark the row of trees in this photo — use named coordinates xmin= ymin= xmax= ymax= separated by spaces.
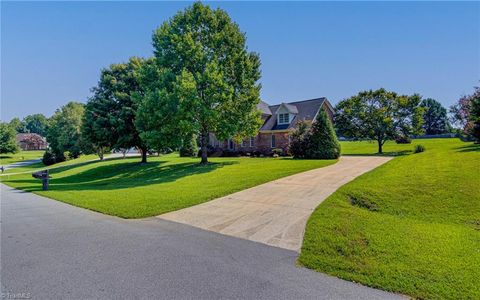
xmin=333 ymin=86 xmax=480 ymax=153
xmin=8 ymin=114 xmax=49 ymax=136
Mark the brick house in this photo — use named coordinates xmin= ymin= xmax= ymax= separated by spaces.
xmin=16 ymin=133 xmax=48 ymax=151
xmin=210 ymin=97 xmax=335 ymax=155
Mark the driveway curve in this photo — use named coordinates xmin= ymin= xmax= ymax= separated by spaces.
xmin=159 ymin=156 xmax=392 ymax=252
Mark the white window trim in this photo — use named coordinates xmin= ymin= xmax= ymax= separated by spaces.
xmin=250 ymin=137 xmax=254 ymax=147
xmin=278 ymin=113 xmax=290 ymax=125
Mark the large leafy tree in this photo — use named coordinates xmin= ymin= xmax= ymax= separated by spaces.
xmin=47 ymin=101 xmax=85 ymax=160
xmin=86 ymin=57 xmax=150 ymax=163
xmin=23 ymin=114 xmax=49 ymax=136
xmin=134 ymin=58 xmax=182 ymax=156
xmin=335 ymin=88 xmax=424 ymax=153
xmin=151 ymin=2 xmax=262 ymax=164
xmin=8 ymin=117 xmax=28 ymax=134
xmin=420 ymin=98 xmax=450 ymax=135
xmin=81 ymin=95 xmax=114 ymax=160
xmin=0 ymin=123 xmax=20 ymax=154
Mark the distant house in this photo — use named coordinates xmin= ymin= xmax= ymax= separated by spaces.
xmin=16 ymin=133 xmax=48 ymax=151
xmin=209 ymin=97 xmax=335 ymax=154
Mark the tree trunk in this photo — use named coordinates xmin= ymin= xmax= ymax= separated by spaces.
xmin=377 ymin=140 xmax=383 ymax=154
xmin=141 ymin=148 xmax=147 ymax=163
xmin=200 ymin=132 xmax=208 ymax=164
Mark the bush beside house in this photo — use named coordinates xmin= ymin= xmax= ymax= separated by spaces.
xmin=290 ymin=110 xmax=341 ymax=159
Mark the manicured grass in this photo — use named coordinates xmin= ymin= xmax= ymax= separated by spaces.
xmin=299 ymin=138 xmax=480 ymax=299
xmin=1 ymin=154 xmax=336 ymax=218
xmin=0 ymin=150 xmax=44 ymax=165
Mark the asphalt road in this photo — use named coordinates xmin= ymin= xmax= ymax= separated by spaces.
xmin=2 ymin=159 xmax=42 ymax=170
xmin=0 ymin=184 xmax=403 ymax=299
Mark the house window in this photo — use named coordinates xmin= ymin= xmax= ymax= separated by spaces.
xmin=271 ymin=135 xmax=276 ymax=148
xmin=250 ymin=137 xmax=254 ymax=147
xmin=278 ymin=113 xmax=289 ymax=124
xmin=242 ymin=139 xmax=247 ymax=147
xmin=229 ymin=139 xmax=235 ymax=150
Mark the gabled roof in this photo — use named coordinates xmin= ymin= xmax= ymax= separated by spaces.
xmin=257 ymin=100 xmax=272 ymax=115
xmin=259 ymin=97 xmax=332 ymax=131
xmin=274 ymin=103 xmax=299 ymax=114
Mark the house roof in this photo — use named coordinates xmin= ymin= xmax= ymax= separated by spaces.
xmin=259 ymin=97 xmax=332 ymax=131
xmin=16 ymin=133 xmax=46 ymax=142
xmin=257 ymin=100 xmax=272 ymax=115
xmin=274 ymin=103 xmax=299 ymax=114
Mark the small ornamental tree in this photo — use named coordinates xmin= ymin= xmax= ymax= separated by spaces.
xmin=305 ymin=109 xmax=341 ymax=159
xmin=450 ymin=86 xmax=480 ymax=142
xmin=289 ymin=121 xmax=309 ymax=158
xmin=469 ymin=88 xmax=480 ymax=143
xmin=0 ymin=123 xmax=20 ymax=154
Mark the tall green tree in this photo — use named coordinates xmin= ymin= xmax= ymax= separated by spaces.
xmin=23 ymin=114 xmax=49 ymax=136
xmin=335 ymin=88 xmax=424 ymax=154
xmin=8 ymin=117 xmax=28 ymax=133
xmin=420 ymin=98 xmax=450 ymax=135
xmin=0 ymin=123 xmax=20 ymax=154
xmin=88 ymin=57 xmax=150 ymax=163
xmin=81 ymin=95 xmax=114 ymax=160
xmin=47 ymin=101 xmax=85 ymax=160
xmin=134 ymin=58 xmax=182 ymax=156
xmin=151 ymin=2 xmax=262 ymax=164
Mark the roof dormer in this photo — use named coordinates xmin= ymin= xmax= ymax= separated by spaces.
xmin=275 ymin=103 xmax=298 ymax=125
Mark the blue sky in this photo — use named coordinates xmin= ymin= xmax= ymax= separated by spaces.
xmin=1 ymin=1 xmax=479 ymax=121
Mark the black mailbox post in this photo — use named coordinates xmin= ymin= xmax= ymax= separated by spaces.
xmin=32 ymin=170 xmax=50 ymax=190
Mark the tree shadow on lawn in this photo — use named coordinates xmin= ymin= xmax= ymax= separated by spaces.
xmin=456 ymin=143 xmax=480 ymax=152
xmin=8 ymin=160 xmax=237 ymax=192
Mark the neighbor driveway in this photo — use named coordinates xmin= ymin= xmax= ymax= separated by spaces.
xmin=159 ymin=156 xmax=392 ymax=251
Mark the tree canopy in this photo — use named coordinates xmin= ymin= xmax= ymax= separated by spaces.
xmin=149 ymin=2 xmax=262 ymax=163
xmin=47 ymin=101 xmax=85 ymax=161
xmin=450 ymin=86 xmax=480 ymax=142
xmin=0 ymin=123 xmax=20 ymax=155
xmin=23 ymin=114 xmax=49 ymax=136
xmin=83 ymin=57 xmax=150 ymax=162
xmin=335 ymin=88 xmax=424 ymax=153
xmin=8 ymin=117 xmax=28 ymax=134
xmin=419 ymin=98 xmax=450 ymax=135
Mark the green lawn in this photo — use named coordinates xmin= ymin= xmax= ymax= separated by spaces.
xmin=0 ymin=150 xmax=45 ymax=165
xmin=0 ymin=154 xmax=336 ymax=218
xmin=299 ymin=138 xmax=480 ymax=299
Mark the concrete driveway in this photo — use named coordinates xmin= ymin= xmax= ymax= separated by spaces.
xmin=1 ymin=184 xmax=402 ymax=299
xmin=159 ymin=156 xmax=392 ymax=251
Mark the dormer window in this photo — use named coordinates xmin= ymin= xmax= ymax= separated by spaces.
xmin=278 ymin=113 xmax=289 ymax=124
